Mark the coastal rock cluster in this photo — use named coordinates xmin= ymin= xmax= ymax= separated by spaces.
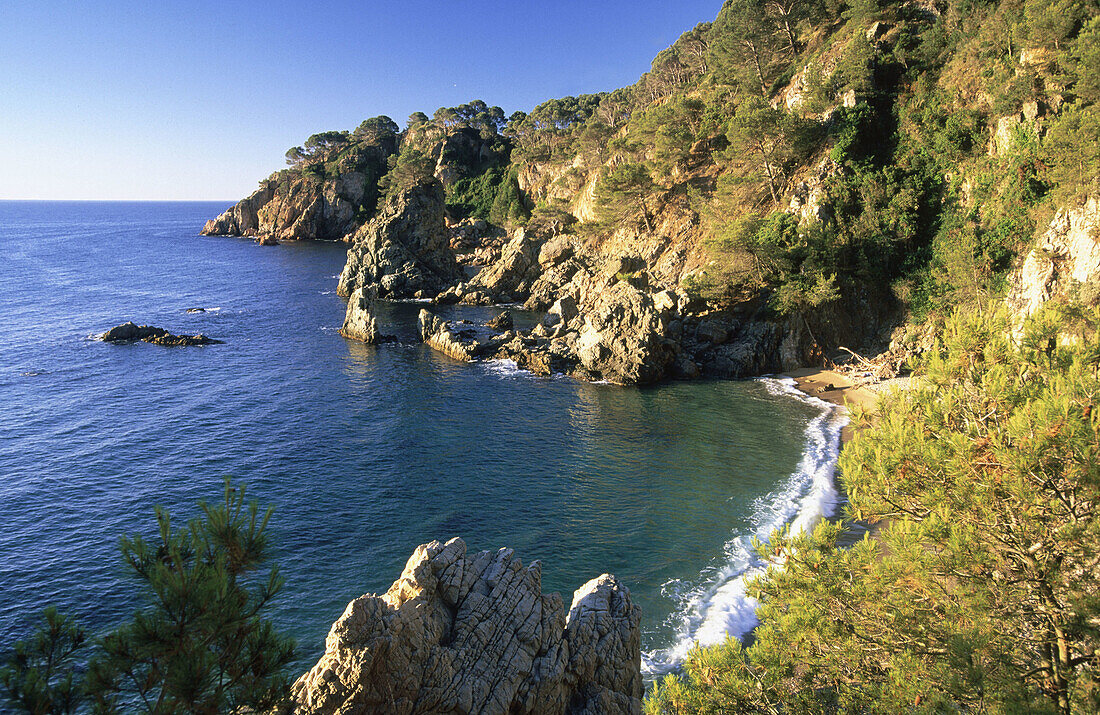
xmin=337 ymin=179 xmax=462 ymax=300
xmin=283 ymin=537 xmax=642 ymax=715
xmin=100 ymin=322 xmax=222 ymax=346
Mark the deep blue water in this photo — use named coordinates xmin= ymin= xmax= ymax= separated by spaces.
xmin=0 ymin=201 xmax=843 ymax=680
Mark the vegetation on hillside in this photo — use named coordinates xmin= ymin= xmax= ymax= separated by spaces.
xmin=648 ymin=302 xmax=1100 ymax=712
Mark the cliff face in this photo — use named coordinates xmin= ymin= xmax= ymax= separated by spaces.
xmin=284 ymin=537 xmax=642 ymax=715
xmin=1007 ymin=196 xmax=1100 ymax=318
xmin=202 ymin=139 xmax=396 ymax=242
xmin=337 ymin=179 xmax=462 ymax=299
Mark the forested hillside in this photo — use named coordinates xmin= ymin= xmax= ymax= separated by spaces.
xmin=207 ymin=0 xmax=1098 ymax=383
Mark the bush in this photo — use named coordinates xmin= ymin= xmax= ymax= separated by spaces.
xmin=648 ymin=303 xmax=1100 ymax=713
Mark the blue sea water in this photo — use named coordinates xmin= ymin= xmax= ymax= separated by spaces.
xmin=0 ymin=200 xmax=845 ymax=680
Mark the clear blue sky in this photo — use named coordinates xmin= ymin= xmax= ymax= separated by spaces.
xmin=1 ymin=1 xmax=721 ymax=201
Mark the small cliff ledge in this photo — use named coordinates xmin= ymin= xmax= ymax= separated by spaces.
xmin=283 ymin=537 xmax=642 ymax=715
xmin=1008 ymin=195 xmax=1100 ymax=318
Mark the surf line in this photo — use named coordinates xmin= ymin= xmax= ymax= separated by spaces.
xmin=642 ymin=377 xmax=847 ymax=676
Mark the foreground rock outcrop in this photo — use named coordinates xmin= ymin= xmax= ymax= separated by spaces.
xmin=100 ymin=322 xmax=222 ymax=346
xmin=284 ymin=537 xmax=642 ymax=715
xmin=337 ymin=179 xmax=462 ymax=299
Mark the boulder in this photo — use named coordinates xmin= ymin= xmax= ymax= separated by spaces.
xmin=468 ymin=230 xmax=542 ymax=299
xmin=418 ymin=310 xmax=500 ymax=361
xmin=338 ymin=179 xmax=462 ymax=299
xmin=100 ymin=322 xmax=222 ymax=347
xmin=284 ymin=537 xmax=642 ymax=715
xmin=574 ymin=282 xmax=677 ymax=385
xmin=339 ymin=288 xmax=380 ymax=344
xmin=486 ymin=310 xmax=514 ymax=332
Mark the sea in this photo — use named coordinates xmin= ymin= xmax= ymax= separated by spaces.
xmin=0 ymin=200 xmax=846 ymax=681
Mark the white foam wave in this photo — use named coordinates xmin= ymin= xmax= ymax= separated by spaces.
xmin=642 ymin=377 xmax=846 ymax=676
xmin=480 ymin=358 xmax=533 ymax=379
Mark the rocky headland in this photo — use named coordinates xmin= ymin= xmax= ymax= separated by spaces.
xmin=202 ymin=130 xmax=398 ymax=243
xmin=282 ymin=537 xmax=642 ymax=715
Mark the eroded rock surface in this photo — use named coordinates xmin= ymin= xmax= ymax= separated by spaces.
xmin=284 ymin=537 xmax=642 ymax=715
xmin=338 ymin=179 xmax=462 ymax=299
xmin=1008 ymin=195 xmax=1100 ymax=318
xmin=202 ymin=138 xmax=396 ymax=242
xmin=340 ymin=288 xmax=380 ymax=344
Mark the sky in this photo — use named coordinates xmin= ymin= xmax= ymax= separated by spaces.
xmin=0 ymin=1 xmax=722 ymax=201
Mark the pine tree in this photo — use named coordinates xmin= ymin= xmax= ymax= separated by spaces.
xmin=648 ymin=303 xmax=1100 ymax=713
xmin=2 ymin=481 xmax=296 ymax=714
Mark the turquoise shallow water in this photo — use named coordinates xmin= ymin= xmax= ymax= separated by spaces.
xmin=0 ymin=201 xmax=842 ymax=679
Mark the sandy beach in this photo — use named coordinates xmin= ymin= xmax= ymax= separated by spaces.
xmin=783 ymin=367 xmax=881 ymax=443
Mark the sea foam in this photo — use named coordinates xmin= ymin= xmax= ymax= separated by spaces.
xmin=642 ymin=377 xmax=846 ymax=676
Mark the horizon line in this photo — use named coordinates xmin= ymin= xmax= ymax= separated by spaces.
xmin=0 ymin=198 xmax=236 ymax=203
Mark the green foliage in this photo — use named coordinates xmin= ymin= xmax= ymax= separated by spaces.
xmin=648 ymin=303 xmax=1100 ymax=713
xmin=352 ymin=115 xmax=399 ymax=142
xmin=1 ymin=481 xmax=295 ymax=714
xmin=445 ymin=164 xmax=530 ymax=225
xmin=595 ymin=163 xmax=658 ymax=231
xmin=1 ymin=609 xmax=86 ymax=715
xmin=378 ymin=147 xmax=435 ymax=202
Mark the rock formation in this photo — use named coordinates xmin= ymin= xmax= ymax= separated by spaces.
xmin=1007 ymin=195 xmax=1100 ymax=318
xmin=337 ymin=179 xmax=462 ymax=299
xmin=574 ymin=282 xmax=678 ymax=386
xmin=100 ymin=322 xmax=222 ymax=346
xmin=283 ymin=537 xmax=642 ymax=715
xmin=202 ymin=138 xmax=396 ymax=242
xmin=340 ymin=288 xmax=380 ymax=344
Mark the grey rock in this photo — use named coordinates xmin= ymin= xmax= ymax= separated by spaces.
xmin=101 ymin=322 xmax=222 ymax=347
xmin=574 ymin=282 xmax=676 ymax=385
xmin=338 ymin=179 xmax=462 ymax=299
xmin=284 ymin=537 xmax=641 ymax=715
xmin=339 ymin=287 xmax=379 ymax=344
xmin=486 ymin=311 xmax=514 ymax=332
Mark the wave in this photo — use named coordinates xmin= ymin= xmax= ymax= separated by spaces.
xmin=480 ymin=358 xmax=532 ymax=379
xmin=641 ymin=377 xmax=847 ymax=676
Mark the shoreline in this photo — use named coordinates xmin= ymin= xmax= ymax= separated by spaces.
xmin=782 ymin=367 xmax=880 ymax=444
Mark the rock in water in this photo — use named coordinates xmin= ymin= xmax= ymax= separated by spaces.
xmin=575 ymin=282 xmax=676 ymax=386
xmin=339 ymin=287 xmax=380 ymax=344
xmin=100 ymin=322 xmax=222 ymax=346
xmin=284 ymin=537 xmax=642 ymax=715
xmin=486 ymin=310 xmax=513 ymax=331
xmin=418 ymin=309 xmax=501 ymax=361
xmin=337 ymin=178 xmax=462 ymax=300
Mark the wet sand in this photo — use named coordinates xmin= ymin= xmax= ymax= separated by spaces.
xmin=783 ymin=367 xmax=880 ymax=443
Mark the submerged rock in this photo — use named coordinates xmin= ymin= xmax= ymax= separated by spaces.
xmin=100 ymin=322 xmax=222 ymax=346
xmin=284 ymin=537 xmax=642 ymax=715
